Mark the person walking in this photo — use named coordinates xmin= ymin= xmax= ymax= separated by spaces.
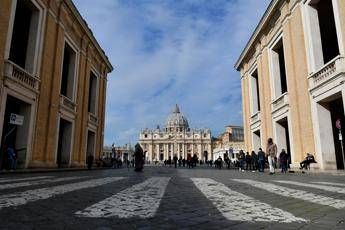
xmin=86 ymin=153 xmax=94 ymax=170
xmin=134 ymin=143 xmax=144 ymax=172
xmin=257 ymin=148 xmax=265 ymax=172
xmin=279 ymin=149 xmax=288 ymax=173
xmin=245 ymin=152 xmax=252 ymax=171
xmin=178 ymin=156 xmax=182 ymax=167
xmin=266 ymin=138 xmax=277 ymax=175
xmin=251 ymin=151 xmax=258 ymax=171
xmin=173 ymin=155 xmax=178 ymax=168
xmin=238 ymin=150 xmax=245 ymax=171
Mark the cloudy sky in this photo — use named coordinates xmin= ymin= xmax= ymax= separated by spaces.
xmin=73 ymin=0 xmax=270 ymax=146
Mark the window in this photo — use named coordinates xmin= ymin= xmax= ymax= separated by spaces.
xmin=250 ymin=69 xmax=261 ymax=114
xmin=271 ymin=38 xmax=288 ymax=98
xmin=306 ymin=0 xmax=340 ymax=69
xmin=60 ymin=42 xmax=77 ymax=100
xmin=88 ymin=72 xmax=97 ymax=114
xmin=9 ymin=0 xmax=41 ymax=73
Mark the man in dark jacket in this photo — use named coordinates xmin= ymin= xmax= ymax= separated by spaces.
xmin=257 ymin=148 xmax=265 ymax=172
xmin=245 ymin=152 xmax=252 ymax=171
xmin=134 ymin=143 xmax=144 ymax=172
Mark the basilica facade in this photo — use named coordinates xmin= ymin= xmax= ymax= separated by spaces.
xmin=139 ymin=105 xmax=212 ymax=162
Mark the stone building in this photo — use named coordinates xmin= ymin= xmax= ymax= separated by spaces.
xmin=235 ymin=0 xmax=345 ymax=170
xmin=212 ymin=125 xmax=245 ymax=160
xmin=139 ymin=105 xmax=212 ymax=162
xmin=0 ymin=0 xmax=113 ymax=169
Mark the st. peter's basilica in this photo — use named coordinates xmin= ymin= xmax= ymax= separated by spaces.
xmin=139 ymin=105 xmax=212 ymax=162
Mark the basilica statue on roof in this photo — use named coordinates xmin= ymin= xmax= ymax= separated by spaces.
xmin=139 ymin=105 xmax=212 ymax=162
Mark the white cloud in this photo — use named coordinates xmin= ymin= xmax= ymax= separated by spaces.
xmin=73 ymin=0 xmax=270 ymax=145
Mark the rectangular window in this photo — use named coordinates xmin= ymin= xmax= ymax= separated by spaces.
xmin=250 ymin=70 xmax=261 ymax=114
xmin=88 ymin=72 xmax=97 ymax=114
xmin=9 ymin=0 xmax=40 ymax=73
xmin=271 ymin=38 xmax=288 ymax=98
xmin=307 ymin=0 xmax=339 ymax=67
xmin=60 ymin=43 xmax=76 ymax=100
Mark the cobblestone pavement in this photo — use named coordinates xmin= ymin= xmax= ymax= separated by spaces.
xmin=0 ymin=166 xmax=345 ymax=230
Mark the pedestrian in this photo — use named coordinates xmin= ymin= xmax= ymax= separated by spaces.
xmin=238 ymin=150 xmax=245 ymax=171
xmin=6 ymin=145 xmax=16 ymax=170
xmin=216 ymin=156 xmax=223 ymax=169
xmin=182 ymin=158 xmax=186 ymax=167
xmin=279 ymin=149 xmax=288 ymax=173
xmin=173 ymin=155 xmax=178 ymax=168
xmin=257 ymin=148 xmax=265 ymax=172
xmin=266 ymin=138 xmax=277 ymax=175
xmin=251 ymin=151 xmax=258 ymax=171
xmin=224 ymin=154 xmax=230 ymax=169
xmin=187 ymin=154 xmax=192 ymax=168
xmin=245 ymin=152 xmax=252 ymax=171
xmin=86 ymin=153 xmax=94 ymax=170
xmin=168 ymin=156 xmax=172 ymax=167
xmin=134 ymin=143 xmax=144 ymax=172
xmin=178 ymin=156 xmax=182 ymax=167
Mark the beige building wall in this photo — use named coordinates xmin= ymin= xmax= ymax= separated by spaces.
xmin=0 ymin=0 xmax=113 ymax=169
xmin=236 ymin=0 xmax=345 ymax=170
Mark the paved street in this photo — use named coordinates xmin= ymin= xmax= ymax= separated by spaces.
xmin=1 ymin=167 xmax=345 ymax=230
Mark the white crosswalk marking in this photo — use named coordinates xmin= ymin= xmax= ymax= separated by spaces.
xmin=76 ymin=177 xmax=170 ymax=218
xmin=0 ymin=176 xmax=88 ymax=190
xmin=0 ymin=177 xmax=124 ymax=210
xmin=234 ymin=179 xmax=345 ymax=209
xmin=0 ymin=176 xmax=54 ymax=183
xmin=275 ymin=180 xmax=345 ymax=194
xmin=311 ymin=181 xmax=345 ymax=187
xmin=191 ymin=178 xmax=306 ymax=223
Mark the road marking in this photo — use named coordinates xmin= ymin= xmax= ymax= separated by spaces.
xmin=234 ymin=179 xmax=345 ymax=209
xmin=191 ymin=178 xmax=306 ymax=223
xmin=0 ymin=176 xmax=88 ymax=190
xmin=76 ymin=177 xmax=170 ymax=218
xmin=274 ymin=180 xmax=345 ymax=194
xmin=311 ymin=181 xmax=345 ymax=187
xmin=0 ymin=176 xmax=54 ymax=183
xmin=0 ymin=177 xmax=124 ymax=210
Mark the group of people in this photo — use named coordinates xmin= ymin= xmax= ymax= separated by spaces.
xmin=211 ymin=138 xmax=317 ymax=174
xmin=163 ymin=154 xmax=200 ymax=169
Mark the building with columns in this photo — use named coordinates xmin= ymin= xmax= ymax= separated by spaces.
xmin=235 ymin=0 xmax=345 ymax=170
xmin=212 ymin=125 xmax=245 ymax=161
xmin=139 ymin=105 xmax=212 ymax=162
xmin=0 ymin=0 xmax=113 ymax=169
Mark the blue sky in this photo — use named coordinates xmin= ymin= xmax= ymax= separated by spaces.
xmin=73 ymin=0 xmax=271 ymax=146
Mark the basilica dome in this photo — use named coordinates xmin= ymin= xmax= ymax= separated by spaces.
xmin=165 ymin=104 xmax=189 ymax=130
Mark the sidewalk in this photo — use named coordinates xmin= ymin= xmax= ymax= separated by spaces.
xmin=0 ymin=166 xmax=114 ymax=175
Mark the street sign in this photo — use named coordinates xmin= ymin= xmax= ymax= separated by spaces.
xmin=336 ymin=119 xmax=341 ymax=130
xmin=9 ymin=113 xmax=24 ymax=126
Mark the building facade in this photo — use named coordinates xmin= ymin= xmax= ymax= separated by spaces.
xmin=212 ymin=125 xmax=245 ymax=161
xmin=235 ymin=0 xmax=345 ymax=170
xmin=103 ymin=144 xmax=134 ymax=162
xmin=0 ymin=0 xmax=113 ymax=169
xmin=139 ymin=105 xmax=212 ymax=162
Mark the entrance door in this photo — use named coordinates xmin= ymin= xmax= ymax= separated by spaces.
xmin=0 ymin=95 xmax=31 ymax=169
xmin=56 ymin=118 xmax=72 ymax=168
xmin=330 ymin=98 xmax=345 ymax=169
xmin=275 ymin=117 xmax=291 ymax=156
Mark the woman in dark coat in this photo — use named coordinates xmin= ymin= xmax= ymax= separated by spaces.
xmin=134 ymin=143 xmax=144 ymax=172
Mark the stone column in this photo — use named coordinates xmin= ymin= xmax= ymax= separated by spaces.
xmin=198 ymin=144 xmax=202 ymax=160
xmin=156 ymin=144 xmax=159 ymax=161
